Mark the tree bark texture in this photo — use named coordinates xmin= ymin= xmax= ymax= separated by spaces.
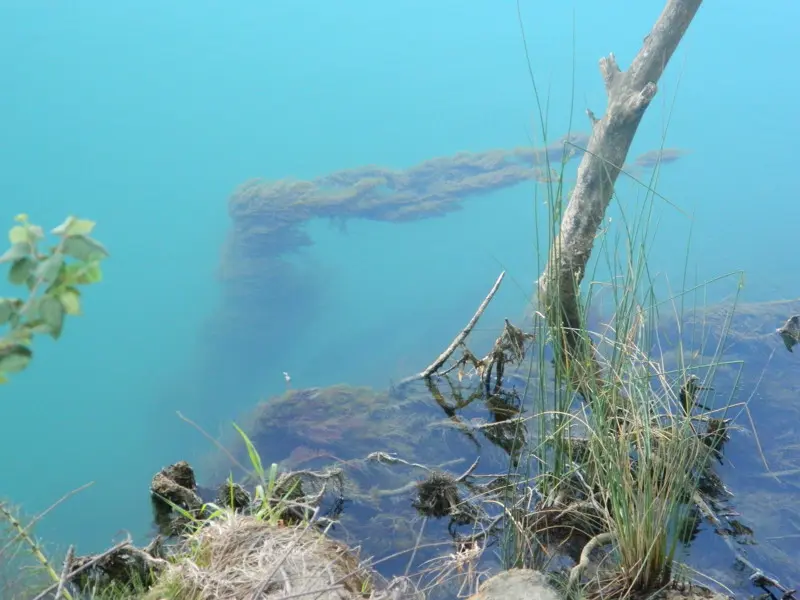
xmin=538 ymin=0 xmax=703 ymax=399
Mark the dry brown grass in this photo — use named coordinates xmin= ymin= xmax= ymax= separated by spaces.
xmin=147 ymin=512 xmax=374 ymax=600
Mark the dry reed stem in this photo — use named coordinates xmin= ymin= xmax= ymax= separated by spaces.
xmin=161 ymin=514 xmax=370 ymax=600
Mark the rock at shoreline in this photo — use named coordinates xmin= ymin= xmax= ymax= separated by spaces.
xmin=468 ymin=569 xmax=559 ymax=600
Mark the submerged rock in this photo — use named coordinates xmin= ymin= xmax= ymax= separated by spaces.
xmin=776 ymin=314 xmax=800 ymax=352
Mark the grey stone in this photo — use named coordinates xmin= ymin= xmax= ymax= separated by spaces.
xmin=468 ymin=569 xmax=559 ymax=600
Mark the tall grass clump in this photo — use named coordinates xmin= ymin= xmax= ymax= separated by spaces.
xmin=504 ymin=50 xmax=742 ymax=593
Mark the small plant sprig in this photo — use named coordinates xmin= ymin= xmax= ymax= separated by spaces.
xmin=0 ymin=214 xmax=109 ymax=383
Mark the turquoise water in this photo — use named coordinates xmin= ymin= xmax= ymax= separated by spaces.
xmin=1 ymin=0 xmax=799 ymax=591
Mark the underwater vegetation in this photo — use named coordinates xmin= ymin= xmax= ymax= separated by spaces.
xmin=218 ymin=134 xmax=693 ymax=279
xmin=216 ymin=133 xmax=594 ymax=330
xmin=198 ymin=291 xmax=800 ymax=599
xmin=630 ymin=147 xmax=688 ymax=169
xmin=198 ymin=135 xmax=689 ymax=416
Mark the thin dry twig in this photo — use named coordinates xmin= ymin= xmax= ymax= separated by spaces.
xmin=31 ymin=539 xmax=133 ymax=600
xmin=176 ymin=411 xmax=250 ymax=476
xmin=54 ymin=545 xmax=74 ymax=600
xmin=0 ymin=482 xmax=94 ymax=559
xmin=397 ymin=271 xmax=505 ymax=387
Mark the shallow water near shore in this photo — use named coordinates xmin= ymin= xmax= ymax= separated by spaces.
xmin=196 ymin=299 xmax=799 ymax=598
xmin=1 ymin=1 xmax=799 ymax=598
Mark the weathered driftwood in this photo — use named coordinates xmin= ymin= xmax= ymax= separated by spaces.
xmin=538 ymin=0 xmax=703 ymax=400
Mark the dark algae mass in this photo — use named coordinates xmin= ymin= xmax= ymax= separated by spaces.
xmin=197 ymin=134 xmax=592 ymax=412
xmin=200 ymin=132 xmax=686 ymax=416
xmin=217 ymin=133 xmax=590 ymax=302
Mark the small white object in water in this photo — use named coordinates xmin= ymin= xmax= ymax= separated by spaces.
xmin=283 ymin=371 xmax=291 ymax=384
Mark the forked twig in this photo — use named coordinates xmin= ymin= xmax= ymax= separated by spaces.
xmin=397 ymin=271 xmax=505 ymax=388
xmin=0 ymin=482 xmax=94 ymax=559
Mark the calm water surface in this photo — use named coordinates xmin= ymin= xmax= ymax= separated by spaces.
xmin=0 ymin=1 xmax=798 ymax=595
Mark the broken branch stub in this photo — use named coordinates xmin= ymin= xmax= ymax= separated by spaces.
xmin=538 ymin=0 xmax=703 ymax=398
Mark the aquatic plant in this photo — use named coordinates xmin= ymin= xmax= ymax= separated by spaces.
xmin=0 ymin=501 xmax=67 ymax=599
xmin=517 ymin=0 xmax=726 ymax=595
xmin=0 ymin=482 xmax=96 ymax=600
xmin=0 ymin=213 xmax=109 ymax=383
xmin=391 ymin=0 xmax=792 ymax=596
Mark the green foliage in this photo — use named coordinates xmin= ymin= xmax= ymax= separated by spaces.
xmin=232 ymin=423 xmax=301 ymax=526
xmin=0 ymin=214 xmax=109 ymax=383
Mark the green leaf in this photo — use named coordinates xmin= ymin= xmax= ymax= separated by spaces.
xmin=233 ymin=423 xmax=265 ymax=481
xmin=63 ymin=261 xmax=103 ymax=285
xmin=8 ymin=226 xmax=29 ymax=245
xmin=27 ymin=225 xmax=44 ymax=241
xmin=6 ymin=323 xmax=35 ymax=345
xmin=8 ymin=257 xmax=35 ymax=285
xmin=39 ymin=296 xmax=65 ymax=339
xmin=0 ymin=242 xmax=30 ymax=264
xmin=58 ymin=287 xmax=81 ymax=315
xmin=0 ymin=343 xmax=33 ymax=373
xmin=0 ymin=298 xmax=23 ymax=325
xmin=81 ymin=262 xmax=103 ymax=284
xmin=34 ymin=253 xmax=64 ymax=285
xmin=52 ymin=217 xmax=96 ymax=237
xmin=62 ymin=236 xmax=109 ymax=262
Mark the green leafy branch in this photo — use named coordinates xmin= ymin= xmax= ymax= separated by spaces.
xmin=0 ymin=214 xmax=109 ymax=383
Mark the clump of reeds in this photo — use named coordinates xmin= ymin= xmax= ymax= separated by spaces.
xmin=508 ymin=84 xmax=742 ymax=596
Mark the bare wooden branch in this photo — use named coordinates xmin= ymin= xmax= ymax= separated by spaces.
xmin=422 ymin=271 xmax=505 ymax=378
xmin=397 ymin=271 xmax=505 ymax=387
xmin=54 ymin=545 xmax=75 ymax=600
xmin=538 ymin=0 xmax=703 ymax=399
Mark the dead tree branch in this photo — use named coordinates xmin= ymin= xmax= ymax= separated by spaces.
xmin=397 ymin=271 xmax=505 ymax=388
xmin=537 ymin=0 xmax=703 ymax=400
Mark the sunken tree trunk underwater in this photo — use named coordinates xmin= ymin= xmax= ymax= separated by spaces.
xmin=537 ymin=0 xmax=703 ymax=401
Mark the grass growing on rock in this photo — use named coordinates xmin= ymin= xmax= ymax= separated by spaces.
xmin=145 ymin=512 xmax=373 ymax=600
xmin=141 ymin=426 xmax=377 ymax=600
